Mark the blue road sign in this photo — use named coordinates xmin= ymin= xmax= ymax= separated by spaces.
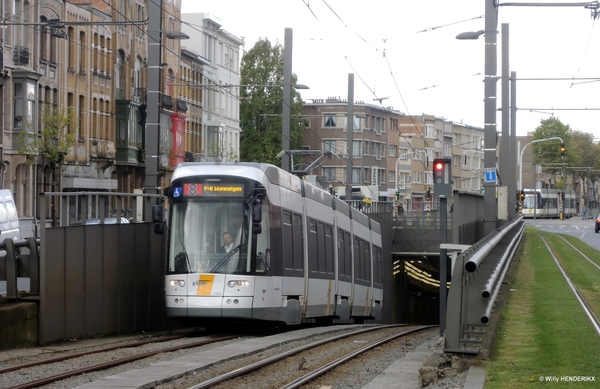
xmin=485 ymin=168 xmax=497 ymax=183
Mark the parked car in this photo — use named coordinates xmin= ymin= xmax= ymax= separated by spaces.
xmin=71 ymin=217 xmax=130 ymax=226
xmin=595 ymin=215 xmax=600 ymax=233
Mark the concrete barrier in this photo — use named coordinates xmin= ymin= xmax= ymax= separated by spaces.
xmin=0 ymin=302 xmax=38 ymax=350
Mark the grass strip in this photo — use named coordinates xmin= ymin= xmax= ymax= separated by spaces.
xmin=542 ymin=232 xmax=600 ymax=317
xmin=483 ymin=228 xmax=600 ymax=388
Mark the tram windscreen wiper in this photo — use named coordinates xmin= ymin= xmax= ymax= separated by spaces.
xmin=210 ymin=244 xmax=243 ymax=273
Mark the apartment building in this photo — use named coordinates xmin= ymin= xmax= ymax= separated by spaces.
xmin=181 ymin=13 xmax=243 ymax=161
xmin=1 ymin=0 xmax=200 ymax=235
xmin=300 ymin=100 xmax=485 ymax=209
xmin=301 ymin=98 xmax=402 ymax=201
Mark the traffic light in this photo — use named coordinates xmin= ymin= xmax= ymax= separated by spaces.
xmin=560 ymin=143 xmax=566 ymax=157
xmin=520 ymin=190 xmax=524 ymax=200
xmin=433 ymin=158 xmax=452 ymax=198
xmin=426 ymin=186 xmax=431 ymax=200
xmin=561 ymin=191 xmax=565 ymax=201
xmin=395 ymin=191 xmax=400 ymax=201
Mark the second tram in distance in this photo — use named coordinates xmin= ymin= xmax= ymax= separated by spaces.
xmin=155 ymin=162 xmax=384 ymax=327
xmin=521 ymin=188 xmax=576 ymax=219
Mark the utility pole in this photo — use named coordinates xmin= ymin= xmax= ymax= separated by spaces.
xmin=345 ymin=74 xmax=354 ymax=202
xmin=281 ymin=28 xmax=293 ymax=172
xmin=145 ymin=0 xmax=162 ymax=220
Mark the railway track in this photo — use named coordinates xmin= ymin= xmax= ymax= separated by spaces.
xmin=0 ymin=333 xmax=240 ymax=389
xmin=155 ymin=325 xmax=436 ymax=389
xmin=540 ymin=235 xmax=600 ymax=337
xmin=1 ymin=324 xmax=436 ymax=389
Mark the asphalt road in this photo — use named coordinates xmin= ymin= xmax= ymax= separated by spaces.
xmin=524 ymin=216 xmax=600 ymax=251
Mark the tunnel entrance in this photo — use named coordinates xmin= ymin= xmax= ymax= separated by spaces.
xmin=394 ymin=254 xmax=451 ymax=325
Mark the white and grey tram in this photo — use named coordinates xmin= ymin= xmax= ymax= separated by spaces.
xmin=521 ymin=188 xmax=576 ymax=219
xmin=154 ymin=162 xmax=383 ymax=326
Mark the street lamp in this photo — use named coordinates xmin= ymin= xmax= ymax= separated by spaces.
xmin=394 ymin=148 xmax=434 ymax=197
xmin=518 ymin=136 xmax=563 ymax=191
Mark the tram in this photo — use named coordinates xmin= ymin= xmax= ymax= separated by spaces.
xmin=521 ymin=188 xmax=575 ymax=219
xmin=154 ymin=162 xmax=384 ymax=326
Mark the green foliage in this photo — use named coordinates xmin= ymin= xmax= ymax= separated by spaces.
xmin=531 ymin=117 xmax=570 ymax=167
xmin=18 ymin=103 xmax=75 ymax=166
xmin=239 ymin=38 xmax=305 ymax=164
xmin=204 ymin=142 xmax=239 ymax=162
xmin=530 ymin=117 xmax=600 ymax=190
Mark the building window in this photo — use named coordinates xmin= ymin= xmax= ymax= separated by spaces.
xmin=425 ymin=172 xmax=433 ymax=185
xmin=352 ymin=168 xmax=361 ymax=185
xmin=412 ymin=171 xmax=422 ymax=183
xmin=323 ymin=167 xmax=336 ymax=181
xmin=389 ymin=145 xmax=396 ymax=157
xmin=388 ymin=170 xmax=395 ymax=183
xmin=353 ymin=140 xmax=361 ymax=156
xmin=324 ymin=114 xmax=336 ymax=128
xmin=425 ymin=124 xmax=435 ymax=138
xmin=323 ymin=139 xmax=336 ymax=153
xmin=14 ymin=81 xmax=36 ymax=131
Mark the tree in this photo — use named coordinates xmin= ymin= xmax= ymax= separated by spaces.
xmin=239 ymin=38 xmax=305 ymax=165
xmin=531 ymin=117 xmax=571 ymax=187
xmin=18 ymin=103 xmax=75 ymax=191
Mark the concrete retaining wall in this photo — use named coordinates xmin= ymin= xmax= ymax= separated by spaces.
xmin=0 ymin=302 xmax=38 ymax=350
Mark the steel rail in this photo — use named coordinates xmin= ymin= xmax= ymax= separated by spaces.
xmin=280 ymin=325 xmax=437 ymax=389
xmin=187 ymin=325 xmax=405 ymax=389
xmin=541 ymin=237 xmax=600 ymax=337
xmin=9 ymin=335 xmax=237 ymax=389
xmin=0 ymin=334 xmax=186 ymax=374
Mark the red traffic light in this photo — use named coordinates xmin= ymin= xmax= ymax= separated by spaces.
xmin=434 ymin=162 xmax=444 ymax=171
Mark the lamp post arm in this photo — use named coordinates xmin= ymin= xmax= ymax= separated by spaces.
xmin=519 ymin=136 xmax=563 ymax=191
xmin=395 ymin=151 xmax=417 ymax=192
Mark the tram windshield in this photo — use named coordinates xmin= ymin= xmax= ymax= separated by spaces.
xmin=168 ymin=199 xmax=249 ymax=274
xmin=522 ymin=194 xmax=538 ymax=209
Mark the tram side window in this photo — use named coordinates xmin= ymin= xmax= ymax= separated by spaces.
xmin=325 ymin=224 xmax=334 ymax=274
xmin=255 ymin=205 xmax=270 ymax=273
xmin=353 ymin=237 xmax=362 ymax=282
xmin=308 ymin=220 xmax=318 ymax=273
xmin=373 ymin=246 xmax=383 ymax=287
xmin=282 ymin=210 xmax=303 ymax=273
xmin=338 ymin=229 xmax=352 ymax=282
xmin=308 ymin=218 xmax=334 ymax=276
xmin=354 ymin=237 xmax=370 ymax=284
xmin=363 ymin=240 xmax=371 ymax=282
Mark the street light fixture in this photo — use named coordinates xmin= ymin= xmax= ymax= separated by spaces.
xmin=455 ymin=30 xmax=484 ymax=40
xmin=518 ymin=136 xmax=563 ymax=191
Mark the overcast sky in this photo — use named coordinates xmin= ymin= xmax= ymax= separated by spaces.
xmin=181 ymin=1 xmax=600 ymax=138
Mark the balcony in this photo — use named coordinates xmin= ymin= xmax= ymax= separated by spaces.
xmin=13 ymin=46 xmax=30 ymax=66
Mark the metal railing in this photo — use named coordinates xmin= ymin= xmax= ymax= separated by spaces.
xmin=0 ymin=237 xmax=40 ymax=299
xmin=444 ymin=217 xmax=524 ymax=353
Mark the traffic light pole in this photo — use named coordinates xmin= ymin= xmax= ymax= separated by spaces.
xmin=433 ymin=158 xmax=451 ymax=336
xmin=439 ymin=195 xmax=448 ymax=336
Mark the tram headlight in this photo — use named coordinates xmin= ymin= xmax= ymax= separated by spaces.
xmin=227 ymin=280 xmax=250 ymax=288
xmin=169 ymin=279 xmax=185 ymax=287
